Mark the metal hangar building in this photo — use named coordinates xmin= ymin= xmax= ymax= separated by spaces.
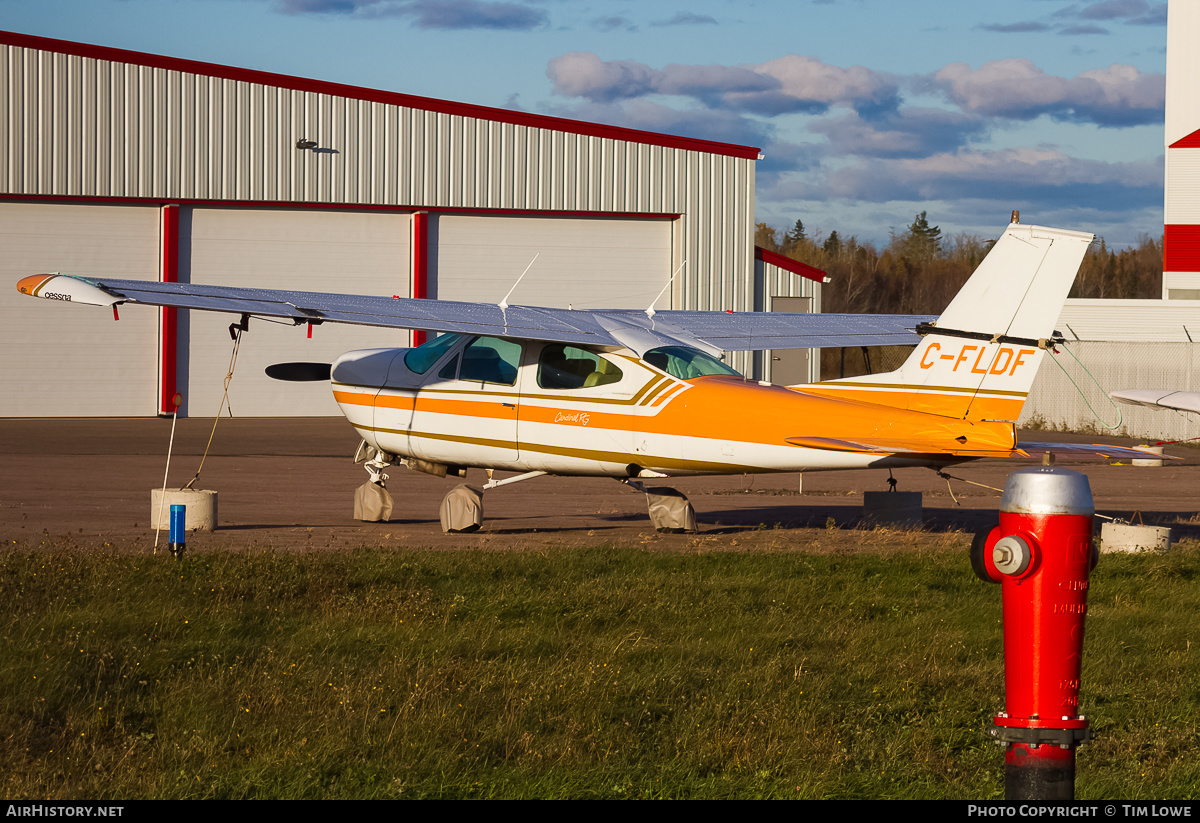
xmin=0 ymin=30 xmax=824 ymax=418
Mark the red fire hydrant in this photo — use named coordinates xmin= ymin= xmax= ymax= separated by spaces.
xmin=971 ymin=466 xmax=1098 ymax=801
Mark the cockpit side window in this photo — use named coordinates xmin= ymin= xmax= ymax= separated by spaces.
xmin=643 ymin=346 xmax=741 ymax=380
xmin=403 ymin=333 xmax=463 ymax=374
xmin=537 ymin=344 xmax=624 ymax=389
xmin=459 ymin=337 xmax=522 ymax=386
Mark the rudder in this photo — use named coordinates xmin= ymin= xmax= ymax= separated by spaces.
xmin=804 ymin=222 xmax=1094 ymax=422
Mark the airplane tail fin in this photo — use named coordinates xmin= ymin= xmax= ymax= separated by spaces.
xmin=803 ymin=222 xmax=1094 ymax=422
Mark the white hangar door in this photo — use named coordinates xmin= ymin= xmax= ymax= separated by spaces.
xmin=430 ymin=215 xmax=673 ymax=310
xmin=182 ymin=208 xmax=412 ymax=417
xmin=0 ymin=202 xmax=160 ymax=416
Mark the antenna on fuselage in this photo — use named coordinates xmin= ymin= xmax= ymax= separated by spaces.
xmin=498 ymin=254 xmax=540 ymax=310
xmin=646 ymin=260 xmax=687 ymax=319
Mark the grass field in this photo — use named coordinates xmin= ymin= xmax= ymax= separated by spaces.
xmin=2 ymin=533 xmax=1198 ymax=799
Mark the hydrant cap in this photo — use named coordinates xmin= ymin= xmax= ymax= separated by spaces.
xmin=1000 ymin=467 xmax=1094 ymax=516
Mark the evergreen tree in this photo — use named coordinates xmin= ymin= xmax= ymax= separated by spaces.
xmin=823 ymin=230 xmax=842 ymax=257
xmin=785 ymin=219 xmax=807 ymax=246
xmin=905 ymin=211 xmax=941 ymax=260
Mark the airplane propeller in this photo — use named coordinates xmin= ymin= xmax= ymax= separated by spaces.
xmin=265 ymin=362 xmax=332 ymax=382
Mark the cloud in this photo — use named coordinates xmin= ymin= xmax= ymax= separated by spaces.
xmin=397 ymin=0 xmax=547 ymax=29
xmin=276 ymin=0 xmax=362 ymax=11
xmin=546 ymin=53 xmax=662 ymax=102
xmin=773 ymin=148 xmax=1162 ymax=213
xmin=274 ymin=0 xmax=548 ymax=29
xmin=931 ymin=59 xmax=1164 ymax=126
xmin=591 ymin=16 xmax=636 ymax=32
xmin=979 ymin=21 xmax=1052 ymax=33
xmin=1054 ymin=0 xmax=1165 ymax=28
xmin=650 ymin=12 xmax=718 ymax=27
xmin=810 ymin=109 xmax=990 ymax=159
xmin=1079 ymin=0 xmax=1150 ymax=20
xmin=1126 ymin=4 xmax=1168 ymax=25
xmin=742 ymin=56 xmax=899 ymax=116
xmin=542 ymin=98 xmax=773 ymax=149
xmin=547 ymin=52 xmax=898 ymax=116
xmin=975 ymin=1 xmax=1165 ymax=37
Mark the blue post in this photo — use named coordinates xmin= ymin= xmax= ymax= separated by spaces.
xmin=169 ymin=503 xmax=186 ymax=559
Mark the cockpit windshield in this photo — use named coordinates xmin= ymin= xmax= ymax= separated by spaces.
xmin=403 ymin=332 xmax=464 ymax=374
xmin=642 ymin=346 xmax=741 ymax=380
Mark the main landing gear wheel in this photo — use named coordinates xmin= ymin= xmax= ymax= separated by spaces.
xmin=620 ymin=477 xmax=698 ymax=533
xmin=353 ymin=481 xmax=394 ymax=522
xmin=645 ymin=486 xmax=698 ymax=534
xmin=440 ymin=484 xmax=484 ymax=533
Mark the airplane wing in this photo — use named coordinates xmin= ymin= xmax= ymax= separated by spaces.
xmin=1110 ymin=389 xmax=1200 ymax=415
xmin=17 ymin=273 xmax=929 ymax=356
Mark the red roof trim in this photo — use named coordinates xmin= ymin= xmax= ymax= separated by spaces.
xmin=755 ymin=246 xmax=829 ymax=283
xmin=1171 ymin=130 xmax=1200 ymax=149
xmin=0 ymin=30 xmax=761 ymax=161
xmin=0 ymin=193 xmax=680 ymax=221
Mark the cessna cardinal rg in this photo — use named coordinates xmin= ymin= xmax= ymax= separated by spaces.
xmin=17 ymin=221 xmax=1153 ymax=531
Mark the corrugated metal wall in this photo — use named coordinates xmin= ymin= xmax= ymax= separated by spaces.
xmin=1021 ymin=342 xmax=1199 ymax=441
xmin=1166 ymin=149 xmax=1200 ymax=224
xmin=1057 ymin=298 xmax=1200 ymax=342
xmin=1 ymin=40 xmax=757 ymax=321
xmin=1019 ymin=299 xmax=1200 ymax=439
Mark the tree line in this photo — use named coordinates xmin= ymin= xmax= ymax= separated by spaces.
xmin=756 ymin=213 xmax=1164 ymax=316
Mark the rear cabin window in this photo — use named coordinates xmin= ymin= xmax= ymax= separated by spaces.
xmin=537 ymin=345 xmax=623 ymax=390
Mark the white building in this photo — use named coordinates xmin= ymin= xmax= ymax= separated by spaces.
xmin=0 ymin=30 xmax=823 ymax=418
xmin=1021 ymin=0 xmax=1200 ymax=439
xmin=1164 ymin=0 xmax=1200 ymax=298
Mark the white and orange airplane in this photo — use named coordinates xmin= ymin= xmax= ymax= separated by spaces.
xmin=17 ymin=221 xmax=1154 ymax=531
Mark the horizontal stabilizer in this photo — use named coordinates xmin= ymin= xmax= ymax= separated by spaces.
xmin=1015 ymin=441 xmax=1179 ymax=461
xmin=1110 ymin=389 xmax=1200 ymax=415
xmin=787 ymin=436 xmax=1175 ymax=462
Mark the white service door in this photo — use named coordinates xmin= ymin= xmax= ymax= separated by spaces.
xmin=0 ymin=202 xmax=160 ymax=416
xmin=182 ymin=208 xmax=412 ymax=417
xmin=431 ymin=215 xmax=673 ymax=309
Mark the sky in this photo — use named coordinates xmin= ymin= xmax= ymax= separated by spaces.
xmin=1 ymin=0 xmax=1171 ymax=249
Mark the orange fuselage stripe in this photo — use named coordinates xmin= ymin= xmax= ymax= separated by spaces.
xmin=336 ymin=375 xmax=1016 ymax=454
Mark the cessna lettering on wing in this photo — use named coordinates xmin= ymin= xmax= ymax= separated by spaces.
xmin=918 ymin=342 xmax=1035 ymax=376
